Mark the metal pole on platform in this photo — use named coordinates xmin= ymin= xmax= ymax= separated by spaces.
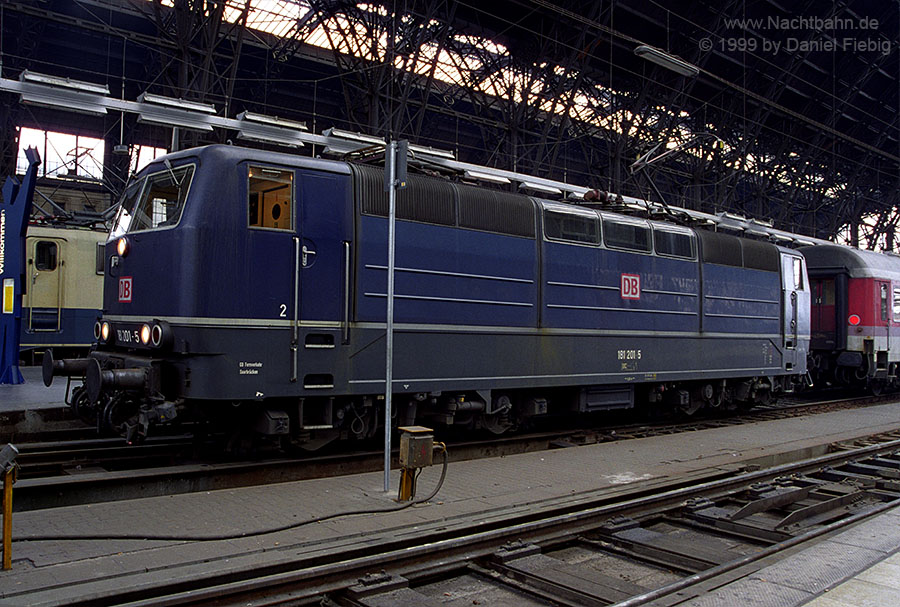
xmin=1 ymin=444 xmax=18 ymax=571
xmin=384 ymin=140 xmax=397 ymax=492
xmin=2 ymin=467 xmax=11 ymax=570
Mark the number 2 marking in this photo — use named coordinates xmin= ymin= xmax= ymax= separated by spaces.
xmin=279 ymin=304 xmax=287 ymax=318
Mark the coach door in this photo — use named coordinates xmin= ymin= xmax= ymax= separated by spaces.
xmin=810 ymin=278 xmax=837 ymax=349
xmin=26 ymin=238 xmax=63 ymax=332
xmin=878 ymin=281 xmax=891 ymax=352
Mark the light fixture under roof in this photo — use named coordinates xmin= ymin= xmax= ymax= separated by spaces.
xmin=408 ymin=143 xmax=456 ymax=160
xmin=18 ymin=70 xmax=110 ymax=115
xmin=137 ymin=92 xmax=216 ymax=114
xmin=20 ymin=70 xmax=110 ymax=94
xmin=323 ymin=127 xmax=384 ymax=145
xmin=236 ymin=111 xmax=307 ymax=147
xmin=463 ymin=169 xmax=510 ymax=184
xmin=634 ymin=45 xmax=699 ymax=77
xmin=135 ymin=92 xmax=215 ymax=131
xmin=136 ymin=106 xmax=215 ymax=131
xmin=238 ymin=111 xmax=307 ymax=130
xmin=321 ymin=128 xmax=455 ymax=160
xmin=518 ymin=181 xmax=562 ymax=195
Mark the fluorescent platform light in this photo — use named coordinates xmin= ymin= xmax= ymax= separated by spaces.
xmin=18 ymin=70 xmax=110 ymax=115
xmin=323 ymin=127 xmax=384 ymax=145
xmin=237 ymin=111 xmax=307 ymax=131
xmin=137 ymin=105 xmax=214 ymax=131
xmin=20 ymin=70 xmax=110 ymax=94
xmin=19 ymin=87 xmax=108 ymax=116
xmin=237 ymin=112 xmax=307 ymax=147
xmin=518 ymin=181 xmax=562 ymax=195
xmin=717 ymin=224 xmax=744 ymax=233
xmin=463 ymin=169 xmax=510 ymax=184
xmin=749 ymin=217 xmax=774 ymax=227
xmin=137 ymin=92 xmax=216 ymax=114
xmin=634 ymin=45 xmax=699 ymax=77
xmin=745 ymin=228 xmax=770 ymax=238
xmin=408 ymin=143 xmax=455 ymax=160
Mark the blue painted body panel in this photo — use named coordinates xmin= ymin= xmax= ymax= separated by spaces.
xmin=357 ymin=217 xmax=539 ymax=327
xmin=702 ymin=263 xmax=781 ymax=334
xmin=543 ymin=242 xmax=700 ymax=332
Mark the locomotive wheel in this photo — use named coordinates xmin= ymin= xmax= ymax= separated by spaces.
xmin=679 ymin=399 xmax=703 ymax=416
xmin=480 ymin=411 xmax=514 ymax=435
xmin=870 ymin=379 xmax=886 ymax=396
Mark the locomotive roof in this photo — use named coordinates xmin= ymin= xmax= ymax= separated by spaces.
xmin=800 ymin=244 xmax=900 ymax=281
xmin=139 ymin=144 xmax=352 ymax=177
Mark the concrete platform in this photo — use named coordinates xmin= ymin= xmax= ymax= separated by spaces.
xmin=4 ymin=401 xmax=900 ymax=605
xmin=0 ymin=366 xmax=69 ymax=412
xmin=0 ymin=366 xmax=74 ymax=439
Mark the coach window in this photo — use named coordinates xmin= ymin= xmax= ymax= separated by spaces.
xmin=249 ymin=166 xmax=293 ymax=231
xmin=544 ymin=209 xmax=600 ymax=244
xmin=893 ymin=286 xmax=900 ymax=322
xmin=35 ymin=241 xmax=58 ymax=271
xmin=881 ymin=284 xmax=889 ymax=321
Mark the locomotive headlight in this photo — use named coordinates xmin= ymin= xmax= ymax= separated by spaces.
xmin=140 ymin=323 xmax=151 ymax=345
xmin=116 ymin=236 xmax=129 ymax=257
xmin=93 ymin=321 xmax=102 ymax=341
xmin=149 ymin=320 xmax=173 ymax=349
xmin=100 ymin=321 xmax=111 ymax=342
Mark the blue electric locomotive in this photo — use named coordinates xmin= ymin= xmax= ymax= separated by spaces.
xmin=44 ymin=145 xmax=810 ymax=445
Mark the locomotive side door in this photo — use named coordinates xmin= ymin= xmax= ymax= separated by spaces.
xmin=780 ymin=253 xmax=803 ymax=349
xmin=25 ymin=237 xmax=63 ymax=332
xmin=246 ymin=165 xmax=298 ymax=381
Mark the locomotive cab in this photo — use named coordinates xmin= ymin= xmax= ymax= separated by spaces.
xmin=45 ymin=146 xmax=355 ymax=443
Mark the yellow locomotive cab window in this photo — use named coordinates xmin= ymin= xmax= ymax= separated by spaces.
xmin=35 ymin=241 xmax=58 ymax=271
xmin=249 ymin=167 xmax=293 ymax=230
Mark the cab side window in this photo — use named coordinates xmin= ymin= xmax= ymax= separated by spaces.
xmin=35 ymin=241 xmax=58 ymax=271
xmin=249 ymin=166 xmax=293 ymax=230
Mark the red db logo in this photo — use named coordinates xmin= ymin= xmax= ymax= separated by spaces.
xmin=118 ymin=277 xmax=133 ymax=303
xmin=621 ymin=274 xmax=640 ymax=300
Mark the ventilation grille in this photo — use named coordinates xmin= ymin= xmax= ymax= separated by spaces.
xmin=352 ymin=163 xmax=535 ymax=238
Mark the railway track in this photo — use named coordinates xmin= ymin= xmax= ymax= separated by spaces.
xmin=8 ymin=393 xmax=899 ymax=512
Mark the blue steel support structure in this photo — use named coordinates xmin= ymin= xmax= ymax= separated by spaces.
xmin=0 ymin=148 xmax=41 ymax=384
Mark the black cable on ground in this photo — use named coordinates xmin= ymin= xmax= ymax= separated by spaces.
xmin=15 ymin=443 xmax=449 ymax=543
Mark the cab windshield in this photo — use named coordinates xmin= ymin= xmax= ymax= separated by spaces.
xmin=111 ymin=164 xmax=195 ymax=237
